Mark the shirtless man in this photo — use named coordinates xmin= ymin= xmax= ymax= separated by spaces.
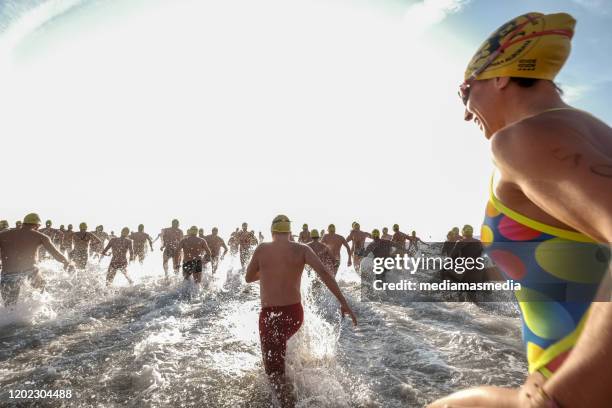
xmin=61 ymin=224 xmax=74 ymax=257
xmin=55 ymin=225 xmax=65 ymax=248
xmin=179 ymin=226 xmax=212 ymax=283
xmin=407 ymin=230 xmax=427 ymax=256
xmin=237 ymin=223 xmax=258 ymax=268
xmin=90 ymin=225 xmax=109 ymax=260
xmin=228 ymin=228 xmax=239 ymax=256
xmin=14 ymin=221 xmax=22 ymax=229
xmin=245 ymin=215 xmax=357 ymax=408
xmin=306 ymin=229 xmax=336 ymax=276
xmin=39 ymin=220 xmax=57 ymax=259
xmin=345 ymin=222 xmax=372 ymax=273
xmin=321 ymin=224 xmax=352 ymax=275
xmin=71 ymin=222 xmax=102 ymax=270
xmin=381 ymin=227 xmax=392 ymax=241
xmin=0 ymin=213 xmax=70 ymax=305
xmin=204 ymin=227 xmax=228 ymax=274
xmin=198 ymin=228 xmax=205 ymax=239
xmin=160 ymin=219 xmax=184 ymax=277
xmin=131 ymin=224 xmax=154 ymax=264
xmin=391 ymin=224 xmax=411 ymax=255
xmin=102 ymin=227 xmax=134 ymax=287
xmin=297 ymin=224 xmax=311 ymax=243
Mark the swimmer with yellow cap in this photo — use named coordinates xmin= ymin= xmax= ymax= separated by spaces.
xmin=246 ymin=215 xmax=357 ymax=406
xmin=0 ymin=213 xmax=71 ymax=305
xmin=298 ymin=223 xmax=311 ymax=243
xmin=102 ymin=227 xmax=134 ymax=287
xmin=321 ymin=223 xmax=352 ymax=274
xmin=346 ymin=221 xmax=371 ymax=273
xmin=429 ymin=11 xmax=612 ymax=408
xmin=161 ymin=219 xmax=184 ymax=277
xmin=71 ymin=222 xmax=102 ymax=270
xmin=178 ymin=225 xmax=212 ymax=284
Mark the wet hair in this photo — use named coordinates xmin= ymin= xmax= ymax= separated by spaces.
xmin=510 ymin=77 xmax=563 ymax=95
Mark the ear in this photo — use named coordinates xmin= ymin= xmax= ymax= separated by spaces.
xmin=494 ymin=76 xmax=511 ymax=90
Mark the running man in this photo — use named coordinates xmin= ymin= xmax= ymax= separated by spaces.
xmin=90 ymin=225 xmax=109 ymax=260
xmin=228 ymin=228 xmax=239 ymax=256
xmin=321 ymin=224 xmax=352 ymax=275
xmin=102 ymin=227 xmax=134 ymax=287
xmin=71 ymin=222 xmax=102 ymax=270
xmin=39 ymin=220 xmax=57 ymax=259
xmin=160 ymin=219 xmax=184 ymax=277
xmin=198 ymin=228 xmax=205 ymax=239
xmin=54 ymin=224 xmax=65 ymax=249
xmin=131 ymin=224 xmax=154 ymax=264
xmin=0 ymin=220 xmax=8 ymax=232
xmin=237 ymin=223 xmax=258 ymax=268
xmin=381 ymin=227 xmax=392 ymax=241
xmin=362 ymin=229 xmax=402 ymax=283
xmin=61 ymin=224 xmax=74 ymax=256
xmin=204 ymin=227 xmax=228 ymax=274
xmin=391 ymin=224 xmax=410 ymax=255
xmin=306 ymin=229 xmax=336 ymax=276
xmin=0 ymin=213 xmax=71 ymax=305
xmin=429 ymin=12 xmax=612 ymax=407
xmin=346 ymin=222 xmax=371 ymax=273
xmin=297 ymin=224 xmax=311 ymax=243
xmin=407 ymin=230 xmax=427 ymax=256
xmin=179 ymin=226 xmax=212 ymax=283
xmin=245 ymin=215 xmax=357 ymax=408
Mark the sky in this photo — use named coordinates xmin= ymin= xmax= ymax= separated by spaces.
xmin=0 ymin=0 xmax=610 ymax=239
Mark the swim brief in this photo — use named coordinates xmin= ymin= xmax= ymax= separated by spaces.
xmin=163 ymin=247 xmax=177 ymax=258
xmin=258 ymin=303 xmax=304 ymax=378
xmin=183 ymin=259 xmax=203 ymax=275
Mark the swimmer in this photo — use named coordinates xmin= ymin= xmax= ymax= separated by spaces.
xmin=245 ymin=215 xmax=357 ymax=408
xmin=71 ymin=223 xmax=102 ymax=270
xmin=179 ymin=226 xmax=212 ymax=283
xmin=0 ymin=213 xmax=70 ymax=306
xmin=228 ymin=228 xmax=239 ymax=256
xmin=61 ymin=224 xmax=74 ymax=257
xmin=362 ymin=229 xmax=402 ymax=283
xmin=160 ymin=219 xmax=184 ymax=277
xmin=0 ymin=220 xmax=8 ymax=233
xmin=204 ymin=227 xmax=229 ymax=274
xmin=198 ymin=228 xmax=205 ymax=239
xmin=297 ymin=224 xmax=311 ymax=243
xmin=90 ymin=225 xmax=109 ymax=260
xmin=306 ymin=229 xmax=336 ymax=277
xmin=429 ymin=12 xmax=612 ymax=408
xmin=131 ymin=224 xmax=154 ymax=264
xmin=321 ymin=224 xmax=352 ymax=275
xmin=391 ymin=224 xmax=411 ymax=255
xmin=381 ymin=227 xmax=392 ymax=241
xmin=407 ymin=230 xmax=427 ymax=256
xmin=237 ymin=223 xmax=258 ymax=269
xmin=38 ymin=220 xmax=57 ymax=259
xmin=102 ymin=227 xmax=134 ymax=287
xmin=345 ymin=222 xmax=371 ymax=273
xmin=55 ymin=224 xmax=65 ymax=249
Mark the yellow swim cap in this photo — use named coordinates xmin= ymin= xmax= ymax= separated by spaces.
xmin=0 ymin=220 xmax=8 ymax=228
xmin=79 ymin=222 xmax=87 ymax=231
xmin=310 ymin=229 xmax=320 ymax=239
xmin=271 ymin=215 xmax=291 ymax=233
xmin=172 ymin=219 xmax=179 ymax=227
xmin=188 ymin=226 xmax=198 ymax=236
xmin=463 ymin=224 xmax=474 ymax=235
xmin=354 ymin=222 xmax=360 ymax=230
xmin=393 ymin=224 xmax=399 ymax=231
xmin=46 ymin=220 xmax=52 ymax=227
xmin=465 ymin=12 xmax=575 ymax=82
xmin=303 ymin=223 xmax=308 ymax=229
xmin=121 ymin=227 xmax=130 ymax=237
xmin=23 ymin=213 xmax=41 ymax=225
xmin=328 ymin=224 xmax=336 ymax=233
xmin=372 ymin=229 xmax=380 ymax=238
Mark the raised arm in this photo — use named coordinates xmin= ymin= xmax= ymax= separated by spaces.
xmin=245 ymin=246 xmax=261 ymax=283
xmin=305 ymin=246 xmax=357 ymax=325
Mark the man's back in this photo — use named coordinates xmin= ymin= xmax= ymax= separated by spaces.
xmin=180 ymin=236 xmax=207 ymax=261
xmin=253 ymin=241 xmax=306 ymax=307
xmin=0 ymin=229 xmax=45 ymax=271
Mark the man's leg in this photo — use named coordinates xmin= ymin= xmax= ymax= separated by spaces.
xmin=120 ymin=267 xmax=133 ymax=285
xmin=162 ymin=253 xmax=170 ymax=277
xmin=106 ymin=266 xmax=117 ymax=287
xmin=173 ymin=252 xmax=181 ymax=275
xmin=1 ymin=277 xmax=22 ymax=306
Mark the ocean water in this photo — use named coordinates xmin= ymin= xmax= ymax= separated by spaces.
xmin=0 ymin=250 xmax=527 ymax=408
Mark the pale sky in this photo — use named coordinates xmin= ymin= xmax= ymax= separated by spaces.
xmin=1 ymin=0 xmax=610 ymax=239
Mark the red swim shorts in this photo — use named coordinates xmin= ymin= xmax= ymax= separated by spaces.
xmin=258 ymin=303 xmax=304 ymax=378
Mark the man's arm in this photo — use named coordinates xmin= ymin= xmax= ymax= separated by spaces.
xmin=90 ymin=232 xmax=102 ymax=245
xmin=305 ymin=246 xmax=357 ymax=325
xmin=245 ymin=246 xmax=261 ymax=283
xmin=41 ymin=236 xmax=69 ymax=266
xmin=202 ymin=240 xmax=212 ymax=257
xmin=220 ymin=239 xmax=228 ymax=256
xmin=147 ymin=234 xmax=154 ymax=251
xmin=102 ymin=239 xmax=113 ymax=256
xmin=341 ymin=237 xmax=353 ymax=263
